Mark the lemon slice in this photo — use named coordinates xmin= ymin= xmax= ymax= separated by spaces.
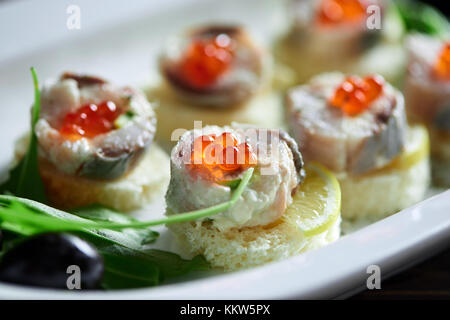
xmin=283 ymin=163 xmax=341 ymax=237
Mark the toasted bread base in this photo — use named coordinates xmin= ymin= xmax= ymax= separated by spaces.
xmin=37 ymin=144 xmax=169 ymax=212
xmin=338 ymin=157 xmax=429 ymax=220
xmin=168 ymin=211 xmax=340 ymax=271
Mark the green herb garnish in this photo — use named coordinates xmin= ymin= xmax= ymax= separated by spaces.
xmin=394 ymin=0 xmax=450 ymax=38
xmin=219 ymin=178 xmax=241 ymax=190
xmin=114 ymin=110 xmax=135 ymax=129
xmin=0 ymin=197 xmax=157 ymax=249
xmin=0 ymin=167 xmax=253 ymax=232
xmin=99 ymin=246 xmax=209 ymax=289
xmin=0 ymin=67 xmax=47 ymax=203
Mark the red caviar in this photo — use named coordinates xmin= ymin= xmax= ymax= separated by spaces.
xmin=433 ymin=43 xmax=450 ymax=81
xmin=180 ymin=34 xmax=234 ymax=88
xmin=59 ymin=101 xmax=121 ymax=140
xmin=317 ymin=0 xmax=367 ymax=26
xmin=190 ymin=132 xmax=257 ymax=181
xmin=330 ymin=75 xmax=384 ymax=116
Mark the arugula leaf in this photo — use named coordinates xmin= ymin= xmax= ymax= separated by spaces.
xmin=72 ymin=204 xmax=159 ymax=245
xmin=0 ymin=167 xmax=254 ymax=231
xmin=102 ymin=245 xmax=210 ymax=280
xmin=394 ymin=0 xmax=450 ymax=37
xmin=0 ymin=199 xmax=210 ymax=288
xmin=101 ymin=251 xmax=161 ymax=289
xmin=0 ymin=68 xmax=47 ymax=203
xmin=140 ymin=248 xmax=210 ymax=279
xmin=98 ymin=245 xmax=209 ymax=289
xmin=0 ymin=230 xmax=26 ymax=260
xmin=0 ymin=195 xmax=155 ymax=250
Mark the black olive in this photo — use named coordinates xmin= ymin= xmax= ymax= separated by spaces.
xmin=0 ymin=233 xmax=103 ymax=289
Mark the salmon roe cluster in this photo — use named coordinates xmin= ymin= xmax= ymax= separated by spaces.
xmin=433 ymin=43 xmax=450 ymax=81
xmin=180 ymin=34 xmax=234 ymax=88
xmin=317 ymin=0 xmax=367 ymax=26
xmin=329 ymin=75 xmax=384 ymax=116
xmin=59 ymin=101 xmax=122 ymax=140
xmin=190 ymin=132 xmax=257 ymax=181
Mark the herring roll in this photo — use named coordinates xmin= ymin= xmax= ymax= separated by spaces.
xmin=166 ymin=124 xmax=341 ymax=270
xmin=275 ymin=0 xmax=405 ymax=85
xmin=37 ymin=73 xmax=156 ymax=179
xmin=286 ymin=73 xmax=429 ymax=220
xmin=404 ymin=35 xmax=450 ymax=186
xmin=28 ymin=73 xmax=169 ymax=211
xmin=160 ymin=25 xmax=270 ymax=108
xmin=148 ymin=25 xmax=284 ymax=150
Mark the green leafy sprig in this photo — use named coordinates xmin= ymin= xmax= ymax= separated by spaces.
xmin=394 ymin=0 xmax=450 ymax=38
xmin=0 ymin=67 xmax=47 ymax=203
xmin=0 ymin=167 xmax=253 ymax=233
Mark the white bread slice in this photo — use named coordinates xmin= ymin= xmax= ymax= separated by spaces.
xmin=168 ymin=202 xmax=340 ymax=271
xmin=14 ymin=135 xmax=169 ymax=212
xmin=338 ymin=126 xmax=430 ymax=220
xmin=167 ymin=174 xmax=341 ymax=271
xmin=339 ymin=157 xmax=429 ymax=220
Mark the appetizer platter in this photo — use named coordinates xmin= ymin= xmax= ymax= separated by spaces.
xmin=0 ymin=0 xmax=449 ymax=299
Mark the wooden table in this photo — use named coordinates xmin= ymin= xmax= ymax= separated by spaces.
xmin=352 ymin=246 xmax=450 ymax=299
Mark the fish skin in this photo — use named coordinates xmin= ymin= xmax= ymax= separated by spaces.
xmin=286 ymin=72 xmax=407 ymax=174
xmin=159 ymin=25 xmax=271 ymax=108
xmin=404 ymin=35 xmax=450 ymax=133
xmin=35 ymin=74 xmax=156 ymax=180
xmin=165 ymin=124 xmax=302 ymax=231
xmin=288 ymin=0 xmax=384 ymax=58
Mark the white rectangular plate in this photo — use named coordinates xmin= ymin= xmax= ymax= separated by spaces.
xmin=0 ymin=0 xmax=449 ymax=299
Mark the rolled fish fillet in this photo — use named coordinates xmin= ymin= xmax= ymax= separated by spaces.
xmin=31 ymin=73 xmax=169 ymax=210
xmin=166 ymin=124 xmax=304 ymax=231
xmin=286 ymin=72 xmax=429 ymax=220
xmin=152 ymin=25 xmax=283 ymax=149
xmin=165 ymin=124 xmax=341 ymax=270
xmin=159 ymin=25 xmax=272 ymax=108
xmin=286 ymin=72 xmax=407 ymax=174
xmin=275 ymin=0 xmax=405 ymax=85
xmin=288 ymin=0 xmax=384 ymax=59
xmin=403 ymin=34 xmax=450 ymax=186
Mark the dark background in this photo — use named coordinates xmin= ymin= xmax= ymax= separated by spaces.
xmin=422 ymin=0 xmax=449 ymax=16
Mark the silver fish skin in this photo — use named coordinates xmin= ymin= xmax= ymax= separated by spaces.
xmin=35 ymin=73 xmax=156 ymax=180
xmin=286 ymin=72 xmax=407 ymax=174
xmin=159 ymin=25 xmax=272 ymax=108
xmin=165 ymin=124 xmax=302 ymax=231
xmin=404 ymin=34 xmax=450 ymax=132
xmin=287 ymin=0 xmax=384 ymax=58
